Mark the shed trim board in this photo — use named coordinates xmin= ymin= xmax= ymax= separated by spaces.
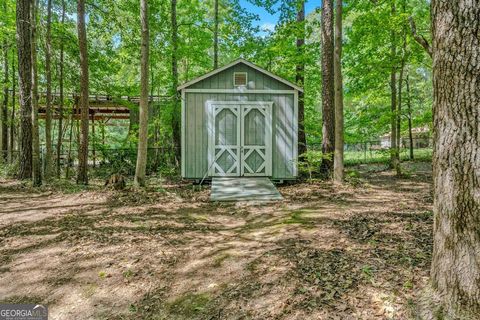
xmin=181 ymin=89 xmax=186 ymax=177
xmin=293 ymin=90 xmax=298 ymax=176
xmin=184 ymin=89 xmax=297 ymax=94
xmin=207 ymin=101 xmax=273 ymax=177
xmin=177 ymin=58 xmax=304 ymax=92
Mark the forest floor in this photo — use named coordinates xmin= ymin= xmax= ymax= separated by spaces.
xmin=0 ymin=162 xmax=433 ymax=320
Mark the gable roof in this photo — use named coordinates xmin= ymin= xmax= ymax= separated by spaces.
xmin=177 ymin=58 xmax=303 ymax=92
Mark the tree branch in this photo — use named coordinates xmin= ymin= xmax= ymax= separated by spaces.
xmin=409 ymin=17 xmax=432 ymax=58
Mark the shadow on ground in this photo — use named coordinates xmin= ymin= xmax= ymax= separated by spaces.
xmin=0 ymin=165 xmax=433 ymax=319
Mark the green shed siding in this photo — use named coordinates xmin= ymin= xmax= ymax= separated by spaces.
xmin=183 ymin=92 xmax=296 ymax=179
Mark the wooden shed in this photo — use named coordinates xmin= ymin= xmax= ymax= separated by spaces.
xmin=178 ymin=59 xmax=302 ymax=181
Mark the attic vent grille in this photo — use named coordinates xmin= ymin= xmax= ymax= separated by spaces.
xmin=234 ymin=72 xmax=247 ymax=86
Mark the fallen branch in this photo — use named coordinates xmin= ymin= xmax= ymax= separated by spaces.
xmin=409 ymin=17 xmax=432 ymax=57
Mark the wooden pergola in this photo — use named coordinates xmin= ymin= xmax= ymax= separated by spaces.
xmin=37 ymin=93 xmax=167 ymax=121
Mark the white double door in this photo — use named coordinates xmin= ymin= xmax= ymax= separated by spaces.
xmin=208 ymin=101 xmax=272 ymax=177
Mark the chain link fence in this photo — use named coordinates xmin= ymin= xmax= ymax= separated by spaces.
xmin=1 ymin=137 xmax=432 ymax=178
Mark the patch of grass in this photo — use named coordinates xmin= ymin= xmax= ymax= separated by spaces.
xmin=166 ymin=293 xmax=211 ymax=317
xmin=123 ymin=269 xmax=135 ymax=279
xmin=361 ymin=265 xmax=375 ymax=281
xmin=212 ymin=253 xmax=231 ymax=267
xmin=282 ymin=210 xmax=313 ymax=227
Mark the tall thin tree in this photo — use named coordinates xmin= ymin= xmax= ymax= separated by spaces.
xmin=31 ymin=0 xmax=41 ymax=186
xmin=56 ymin=0 xmax=66 ymax=177
xmin=2 ymin=19 xmax=8 ymax=162
xmin=16 ymin=0 xmax=33 ymax=180
xmin=76 ymin=0 xmax=89 ymax=185
xmin=213 ymin=0 xmax=219 ymax=69
xmin=320 ymin=0 xmax=335 ymax=176
xmin=405 ymin=73 xmax=414 ymax=160
xmin=135 ymin=0 xmax=150 ymax=187
xmin=333 ymin=0 xmax=344 ymax=183
xmin=296 ymin=0 xmax=307 ymax=157
xmin=9 ymin=47 xmax=15 ymax=163
xmin=44 ymin=0 xmax=53 ymax=178
xmin=171 ymin=0 xmax=180 ymax=162
xmin=389 ymin=2 xmax=400 ymax=175
xmin=423 ymin=0 xmax=480 ymax=318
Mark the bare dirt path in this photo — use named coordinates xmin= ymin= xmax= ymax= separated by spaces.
xmin=0 ymin=164 xmax=433 ymax=319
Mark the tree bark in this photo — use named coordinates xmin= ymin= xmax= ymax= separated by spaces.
xmin=320 ymin=0 xmax=335 ymax=176
xmin=389 ymin=2 xmax=400 ymax=176
xmin=2 ymin=36 xmax=8 ymax=162
xmin=171 ymin=0 xmax=181 ymax=163
xmin=31 ymin=0 xmax=41 ymax=186
xmin=213 ymin=0 xmax=219 ymax=69
xmin=56 ymin=0 xmax=65 ymax=177
xmin=426 ymin=0 xmax=480 ymax=318
xmin=405 ymin=73 xmax=413 ymax=160
xmin=135 ymin=0 xmax=149 ymax=187
xmin=296 ymin=0 xmax=307 ymax=157
xmin=333 ymin=0 xmax=344 ymax=183
xmin=9 ymin=48 xmax=15 ymax=163
xmin=16 ymin=0 xmax=33 ymax=180
xmin=44 ymin=0 xmax=53 ymax=178
xmin=76 ymin=0 xmax=89 ymax=185
xmin=397 ymin=54 xmax=405 ymax=161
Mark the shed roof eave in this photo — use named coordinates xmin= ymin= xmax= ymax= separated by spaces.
xmin=177 ymin=58 xmax=304 ymax=92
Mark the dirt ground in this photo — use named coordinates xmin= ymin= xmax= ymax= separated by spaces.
xmin=0 ymin=163 xmax=433 ymax=320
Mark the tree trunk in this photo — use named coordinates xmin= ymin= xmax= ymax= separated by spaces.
xmin=320 ymin=0 xmax=335 ymax=176
xmin=296 ymin=0 xmax=307 ymax=157
xmin=389 ymin=2 xmax=399 ymax=176
xmin=405 ymin=73 xmax=414 ymax=160
xmin=213 ymin=0 xmax=219 ymax=69
xmin=16 ymin=0 xmax=33 ymax=179
xmin=9 ymin=48 xmax=15 ymax=163
xmin=135 ymin=0 xmax=150 ymax=187
xmin=76 ymin=0 xmax=89 ymax=185
xmin=56 ymin=0 xmax=65 ymax=177
xmin=31 ymin=0 xmax=41 ymax=187
xmin=171 ymin=0 xmax=181 ymax=163
xmin=2 ymin=0 xmax=9 ymax=162
xmin=333 ymin=0 xmax=344 ymax=183
xmin=426 ymin=0 xmax=480 ymax=318
xmin=2 ymin=36 xmax=8 ymax=162
xmin=44 ymin=0 xmax=53 ymax=178
xmin=397 ymin=55 xmax=405 ymax=163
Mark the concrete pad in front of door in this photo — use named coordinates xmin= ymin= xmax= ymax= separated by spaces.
xmin=210 ymin=177 xmax=283 ymax=202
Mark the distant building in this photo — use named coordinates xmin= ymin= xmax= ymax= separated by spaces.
xmin=379 ymin=126 xmax=431 ymax=149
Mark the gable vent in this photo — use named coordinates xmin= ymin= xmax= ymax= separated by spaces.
xmin=234 ymin=72 xmax=247 ymax=86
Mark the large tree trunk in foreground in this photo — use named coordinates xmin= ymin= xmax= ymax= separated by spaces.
xmin=31 ymin=0 xmax=41 ymax=186
xmin=333 ymin=0 xmax=344 ymax=183
xmin=134 ymin=0 xmax=149 ymax=187
xmin=423 ymin=1 xmax=480 ymax=318
xmin=76 ymin=0 xmax=89 ymax=185
xmin=320 ymin=0 xmax=335 ymax=176
xmin=171 ymin=0 xmax=181 ymax=163
xmin=44 ymin=0 xmax=53 ymax=178
xmin=16 ymin=0 xmax=32 ymax=179
xmin=296 ymin=0 xmax=307 ymax=157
